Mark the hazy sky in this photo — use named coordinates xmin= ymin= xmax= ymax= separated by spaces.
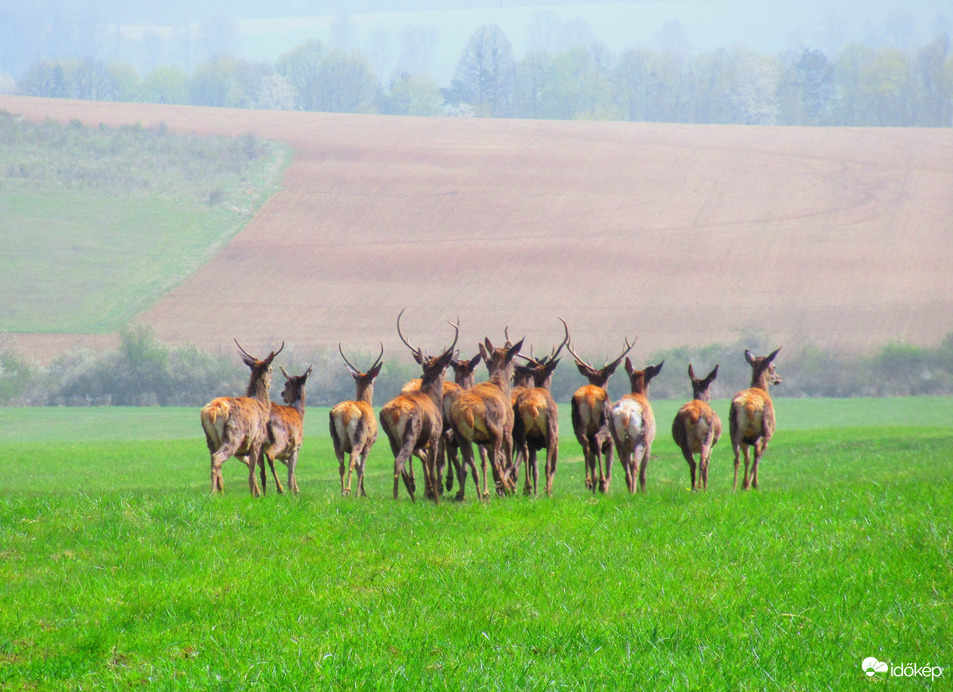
xmin=3 ymin=0 xmax=951 ymax=82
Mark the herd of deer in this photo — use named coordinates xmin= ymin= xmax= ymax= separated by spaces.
xmin=200 ymin=313 xmax=782 ymax=502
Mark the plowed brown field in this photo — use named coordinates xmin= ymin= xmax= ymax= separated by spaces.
xmin=5 ymin=96 xmax=952 ymax=362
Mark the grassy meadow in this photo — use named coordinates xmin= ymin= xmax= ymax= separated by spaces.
xmin=1 ymin=398 xmax=951 ymax=689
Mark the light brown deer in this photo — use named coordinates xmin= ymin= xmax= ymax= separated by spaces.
xmin=330 ymin=343 xmax=384 ymax=497
xmin=672 ymin=364 xmax=722 ymax=491
xmin=261 ymin=365 xmax=313 ymax=495
xmin=401 ymin=351 xmax=484 ymax=497
xmin=730 ymin=348 xmax=782 ymax=490
xmin=450 ymin=334 xmax=525 ymax=500
xmin=565 ymin=323 xmax=634 ymax=493
xmin=379 ymin=312 xmax=458 ymax=503
xmin=609 ymin=359 xmax=663 ymax=493
xmin=512 ymin=321 xmax=569 ymax=496
xmin=200 ymin=340 xmax=284 ymax=496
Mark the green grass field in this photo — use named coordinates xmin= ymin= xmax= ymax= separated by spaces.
xmin=1 ymin=398 xmax=951 ymax=689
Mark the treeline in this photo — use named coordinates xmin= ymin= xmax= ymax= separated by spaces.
xmin=10 ymin=29 xmax=953 ymax=127
xmin=2 ymin=327 xmax=952 ymax=407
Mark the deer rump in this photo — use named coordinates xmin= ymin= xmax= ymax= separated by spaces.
xmin=571 ymin=385 xmax=610 ymax=438
xmin=610 ymin=396 xmax=654 ymax=449
xmin=451 ymin=383 xmax=510 ymax=442
xmin=730 ymin=392 xmax=770 ymax=445
xmin=514 ymin=389 xmax=555 ymax=442
xmin=672 ymin=401 xmax=718 ymax=453
xmin=201 ymin=397 xmax=270 ymax=462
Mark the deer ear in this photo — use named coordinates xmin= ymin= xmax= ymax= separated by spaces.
xmin=575 ymin=360 xmax=593 ymax=378
xmin=766 ymin=347 xmax=782 ymax=364
xmin=478 ymin=342 xmax=490 ymax=361
xmin=484 ymin=337 xmax=494 ymax=352
xmin=279 ymin=366 xmax=292 ymax=381
xmin=303 ymin=365 xmax=314 ymax=380
xmin=648 ymin=361 xmax=664 ymax=379
xmin=507 ymin=338 xmax=525 ymax=359
xmin=707 ymin=364 xmax=719 ymax=382
xmin=745 ymin=349 xmax=757 ymax=365
xmin=469 ymin=352 xmax=483 ymax=368
xmin=624 ymin=357 xmax=635 ymax=376
xmin=368 ymin=361 xmax=384 ymax=380
xmin=688 ymin=363 xmax=696 ymax=380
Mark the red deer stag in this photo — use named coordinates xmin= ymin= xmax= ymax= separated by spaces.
xmin=565 ymin=323 xmax=634 ymax=493
xmin=729 ymin=348 xmax=782 ymax=490
xmin=379 ymin=312 xmax=458 ymax=503
xmin=672 ymin=364 xmax=722 ymax=491
xmin=330 ymin=343 xmax=384 ymax=497
xmin=609 ymin=358 xmax=664 ymax=493
xmin=450 ymin=334 xmax=525 ymax=501
xmin=402 ymin=351 xmax=484 ymax=497
xmin=512 ymin=320 xmax=569 ymax=496
xmin=200 ymin=341 xmax=284 ymax=496
xmin=261 ymin=365 xmax=313 ymax=495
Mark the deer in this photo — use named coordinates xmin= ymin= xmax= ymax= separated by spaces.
xmin=401 ymin=351 xmax=484 ymax=497
xmin=729 ymin=348 xmax=782 ymax=490
xmin=200 ymin=340 xmax=284 ymax=497
xmin=609 ymin=359 xmax=663 ymax=493
xmin=260 ymin=365 xmax=313 ymax=495
xmin=672 ymin=364 xmax=722 ymax=491
xmin=564 ymin=321 xmax=635 ymax=493
xmin=449 ymin=333 xmax=525 ymax=501
xmin=512 ymin=320 xmax=569 ymax=496
xmin=379 ymin=311 xmax=458 ymax=503
xmin=329 ymin=343 xmax=384 ymax=497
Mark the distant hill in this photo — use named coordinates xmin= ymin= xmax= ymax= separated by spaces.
xmin=3 ymin=95 xmax=952 ymax=364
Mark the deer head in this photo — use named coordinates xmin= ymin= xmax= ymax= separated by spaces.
xmin=479 ymin=335 xmax=526 ymax=386
xmin=563 ymin=321 xmax=635 ymax=388
xmin=339 ymin=342 xmax=384 ymax=403
xmin=745 ymin=348 xmax=782 ymax=389
xmin=397 ymin=309 xmax=459 ymax=388
xmin=449 ymin=352 xmax=482 ymax=388
xmin=687 ymin=364 xmax=719 ymax=403
xmin=278 ymin=364 xmax=313 ymax=407
xmin=623 ymin=358 xmax=664 ymax=396
xmin=234 ymin=339 xmax=284 ymax=400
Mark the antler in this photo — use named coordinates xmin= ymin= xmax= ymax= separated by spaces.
xmin=552 ymin=317 xmax=570 ymax=362
xmin=396 ymin=309 xmax=421 ymax=358
xmin=606 ymin=336 xmax=637 ymax=369
xmin=338 ymin=342 xmax=360 ymax=376
xmin=444 ymin=318 xmax=460 ymax=356
xmin=234 ymin=338 xmax=254 ymax=360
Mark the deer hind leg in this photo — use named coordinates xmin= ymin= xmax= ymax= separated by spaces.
xmin=637 ymin=444 xmax=651 ymax=493
xmin=285 ymin=452 xmax=299 ymax=495
xmin=246 ymin=447 xmax=263 ymax=497
xmin=209 ymin=436 xmax=244 ymax=494
xmin=264 ymin=451 xmax=284 ymax=494
xmin=544 ymin=443 xmax=557 ymax=496
xmin=357 ymin=446 xmax=371 ymax=498
xmin=598 ymin=438 xmax=614 ymax=494
xmin=680 ymin=444 xmax=697 ymax=491
xmin=530 ymin=448 xmax=540 ymax=497
xmin=741 ymin=445 xmax=753 ymax=490
xmin=748 ymin=440 xmax=767 ymax=489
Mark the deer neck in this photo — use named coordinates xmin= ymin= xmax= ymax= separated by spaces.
xmin=247 ymin=372 xmax=271 ymax=404
xmin=419 ymin=371 xmax=446 ymax=403
xmin=356 ymin=382 xmax=375 ymax=405
xmin=751 ymin=371 xmax=772 ymax=392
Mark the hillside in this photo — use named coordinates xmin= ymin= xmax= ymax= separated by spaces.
xmin=3 ymin=95 xmax=952 ymax=363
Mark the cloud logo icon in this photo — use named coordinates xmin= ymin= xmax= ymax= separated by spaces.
xmin=863 ymin=657 xmax=889 ymax=676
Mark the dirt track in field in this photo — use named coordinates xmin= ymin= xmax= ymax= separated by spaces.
xmin=4 ymin=96 xmax=952 ymax=363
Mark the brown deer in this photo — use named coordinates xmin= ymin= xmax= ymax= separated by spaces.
xmin=330 ymin=343 xmax=384 ymax=497
xmin=379 ymin=311 xmax=459 ymax=503
xmin=261 ymin=365 xmax=313 ymax=495
xmin=730 ymin=348 xmax=782 ymax=490
xmin=512 ymin=321 xmax=569 ymax=496
xmin=200 ymin=340 xmax=284 ymax=496
xmin=672 ymin=364 xmax=722 ymax=491
xmin=565 ymin=322 xmax=634 ymax=493
xmin=449 ymin=334 xmax=525 ymax=500
xmin=609 ymin=359 xmax=664 ymax=493
xmin=402 ymin=351 xmax=484 ymax=497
